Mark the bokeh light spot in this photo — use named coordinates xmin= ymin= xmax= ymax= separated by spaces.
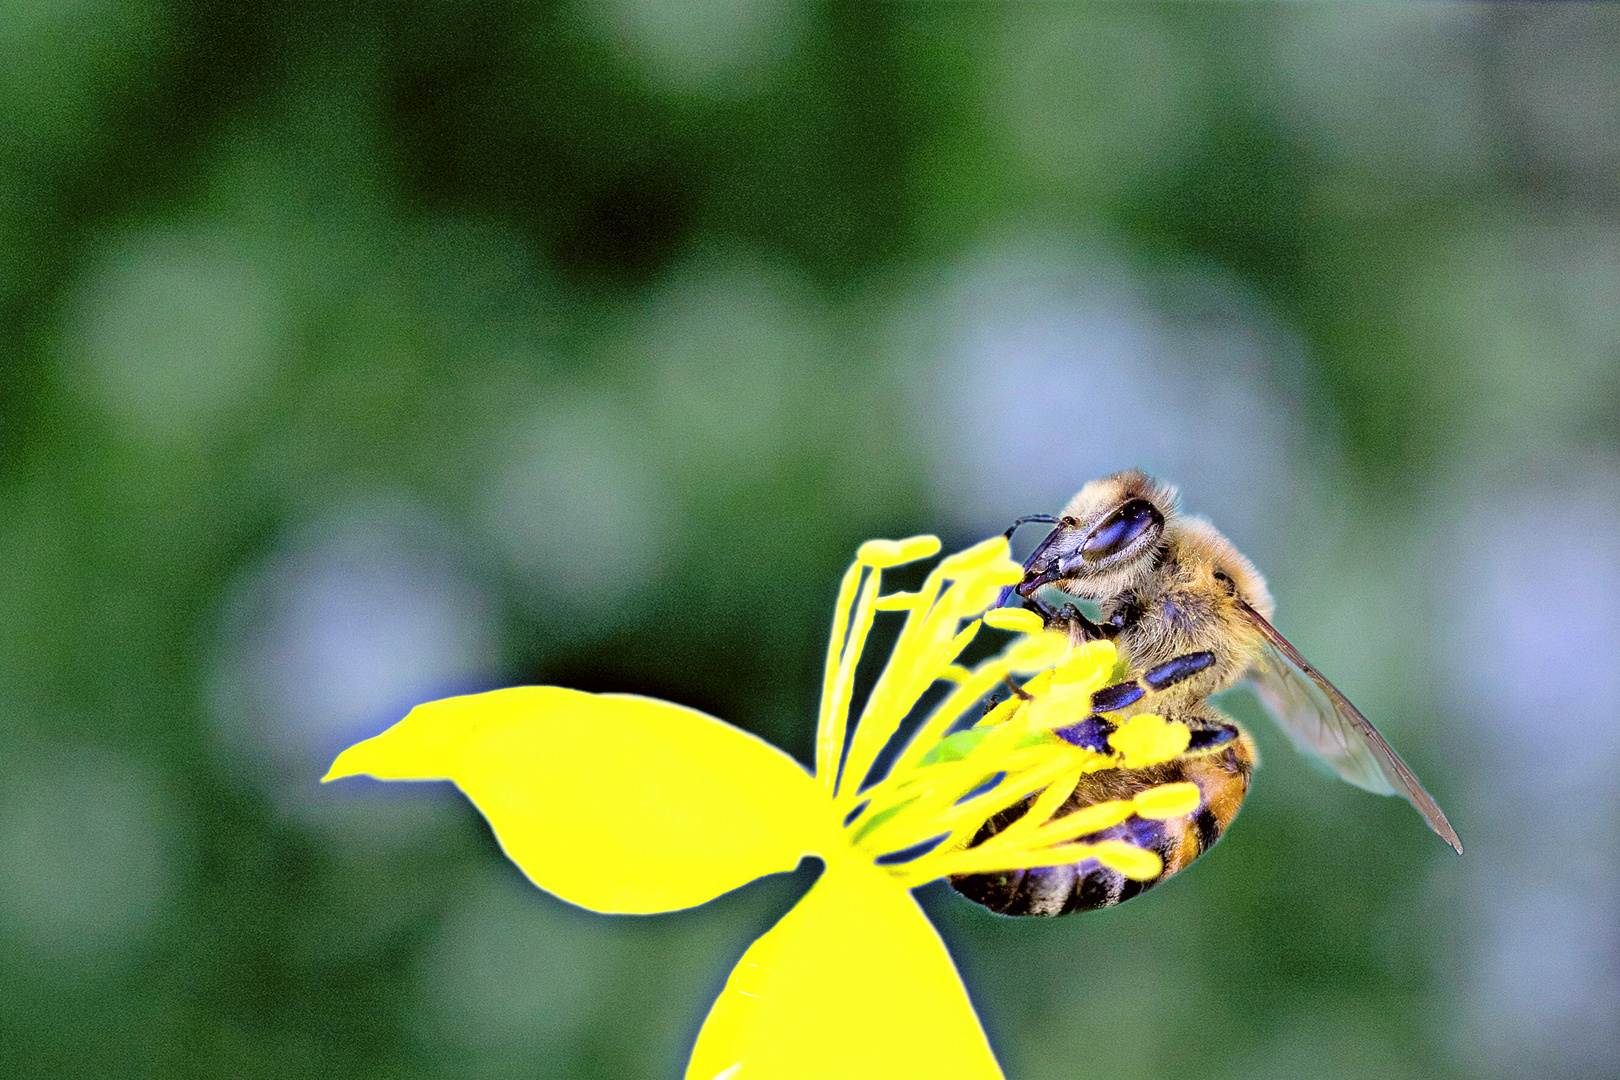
xmin=213 ymin=498 xmax=499 ymax=833
xmin=66 ymin=227 xmax=285 ymax=446
xmin=905 ymin=236 xmax=1323 ymax=565
xmin=637 ymin=253 xmax=823 ymax=478
xmin=483 ymin=396 xmax=672 ymax=624
xmin=584 ymin=0 xmax=809 ymax=98
xmin=0 ymin=745 xmax=178 ymax=965
xmin=990 ymin=7 xmax=1199 ymax=198
xmin=1441 ymin=458 xmax=1620 ymax=1076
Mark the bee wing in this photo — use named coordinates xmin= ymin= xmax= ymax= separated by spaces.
xmin=1248 ymin=642 xmax=1393 ymax=794
xmin=1237 ymin=600 xmax=1463 ymax=854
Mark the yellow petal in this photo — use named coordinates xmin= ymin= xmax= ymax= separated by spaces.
xmin=325 ymin=687 xmax=841 ymax=914
xmin=686 ymin=859 xmax=1004 ymax=1080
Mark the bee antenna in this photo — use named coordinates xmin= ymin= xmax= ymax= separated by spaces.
xmin=1001 ymin=514 xmax=1061 ymax=540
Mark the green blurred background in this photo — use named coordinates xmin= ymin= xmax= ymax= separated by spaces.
xmin=3 ymin=2 xmax=1618 ymax=1077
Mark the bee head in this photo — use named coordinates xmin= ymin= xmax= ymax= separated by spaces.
xmin=1017 ymin=469 xmax=1179 ymax=601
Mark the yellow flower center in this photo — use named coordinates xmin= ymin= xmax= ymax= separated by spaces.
xmin=817 ymin=535 xmax=1201 ymax=887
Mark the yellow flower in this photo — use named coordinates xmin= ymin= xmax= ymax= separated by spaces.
xmin=324 ymin=535 xmax=1198 ymax=1080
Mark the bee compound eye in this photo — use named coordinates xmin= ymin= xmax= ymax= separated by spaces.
xmin=1080 ymin=499 xmax=1163 ymax=563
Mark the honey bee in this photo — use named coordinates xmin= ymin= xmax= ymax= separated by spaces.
xmin=950 ymin=469 xmax=1461 ymax=916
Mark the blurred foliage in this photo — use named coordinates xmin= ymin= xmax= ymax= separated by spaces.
xmin=2 ymin=3 xmax=1618 ymax=1080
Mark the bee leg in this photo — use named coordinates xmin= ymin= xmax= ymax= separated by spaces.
xmin=1035 ymin=602 xmax=1114 ymax=646
xmin=1017 ymin=592 xmax=1061 ymax=621
xmin=1142 ymin=651 xmax=1215 ymax=690
xmin=1055 ymin=716 xmax=1238 ymax=756
xmin=1185 ymin=723 xmax=1240 ymax=753
xmin=1091 ymin=681 xmax=1146 ymax=712
xmin=1098 ymin=607 xmax=1133 ymax=637
xmin=1085 ymin=651 xmax=1216 ymax=714
xmin=1062 ymin=604 xmax=1115 ymax=640
xmin=1001 ymin=675 xmax=1034 ymax=701
xmin=1053 ymin=715 xmax=1116 ymax=752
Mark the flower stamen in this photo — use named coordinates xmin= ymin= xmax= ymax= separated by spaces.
xmin=814 ymin=535 xmax=1202 ymax=892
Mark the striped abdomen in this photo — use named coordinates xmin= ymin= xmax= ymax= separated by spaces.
xmin=948 ymin=729 xmax=1255 ymax=916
